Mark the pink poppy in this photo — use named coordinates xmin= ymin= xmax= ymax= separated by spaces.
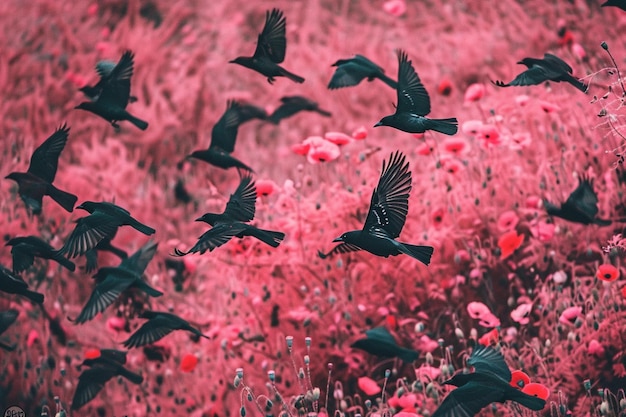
xmin=383 ymin=0 xmax=406 ymax=16
xmin=467 ymin=301 xmax=492 ymax=319
xmin=438 ymin=78 xmax=453 ymax=96
xmin=291 ymin=143 xmax=310 ymax=156
xmin=431 ymin=207 xmax=445 ymax=227
xmin=461 ymin=120 xmax=483 ymax=136
xmin=352 ymin=126 xmax=367 ymax=140
xmin=515 ymin=95 xmax=530 ymax=107
xmin=559 ymin=306 xmax=582 ymax=325
xmin=531 ymin=221 xmax=555 ymax=242
xmin=477 ymin=124 xmax=501 ymax=147
xmin=510 ymin=303 xmax=532 ymax=325
xmin=509 ymin=132 xmax=532 ymax=150
xmin=464 ymin=83 xmax=485 ymax=103
xmin=587 ymin=339 xmax=605 ymax=357
xmin=358 ymin=376 xmax=381 ymax=395
xmin=255 ymin=179 xmax=278 ymax=197
xmin=442 ymin=138 xmax=467 ymax=155
xmin=497 ymin=211 xmax=519 ymax=232
xmin=324 ymin=131 xmax=353 ymax=146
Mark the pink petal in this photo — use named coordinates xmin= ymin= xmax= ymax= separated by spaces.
xmin=324 ymin=131 xmax=353 ymax=146
xmin=358 ymin=376 xmax=381 ymax=396
xmin=464 ymin=83 xmax=485 ymax=103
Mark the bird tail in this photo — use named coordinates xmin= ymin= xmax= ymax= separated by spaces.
xmin=398 ymin=347 xmax=419 ymax=363
xmin=0 ymin=341 xmax=16 ymax=351
xmin=279 ymin=67 xmax=305 ymax=83
xmin=47 ymin=185 xmax=78 ymax=212
xmin=315 ymin=108 xmax=332 ymax=117
xmin=397 ymin=243 xmax=434 ymax=266
xmin=128 ymin=219 xmax=156 ymax=236
xmin=126 ymin=113 xmax=149 ymax=130
xmin=135 ymin=280 xmax=164 ymax=297
xmin=24 ymin=289 xmax=44 ymax=304
xmin=251 ymin=228 xmax=285 ymax=248
xmin=593 ymin=218 xmax=612 ymax=226
xmin=563 ymin=74 xmax=588 ymax=93
xmin=377 ymin=74 xmax=398 ymax=89
xmin=426 ymin=118 xmax=459 ymax=136
xmin=119 ymin=368 xmax=144 ymax=385
xmin=509 ymin=388 xmax=546 ymax=411
xmin=51 ymin=251 xmax=76 ymax=272
xmin=84 ymin=250 xmax=98 ymax=273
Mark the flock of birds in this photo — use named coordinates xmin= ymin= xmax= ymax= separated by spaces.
xmin=0 ymin=5 xmax=619 ymax=415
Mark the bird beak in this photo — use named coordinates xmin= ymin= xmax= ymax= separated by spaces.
xmin=76 ymin=204 xmax=85 ymax=210
xmin=228 ymin=59 xmax=236 ymax=64
xmin=194 ymin=217 xmax=204 ymax=222
xmin=373 ymin=121 xmax=383 ymax=127
xmin=516 ymin=60 xmax=524 ymax=65
xmin=332 ymin=236 xmax=343 ymax=243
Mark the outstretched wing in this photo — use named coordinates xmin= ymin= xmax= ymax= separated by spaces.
xmin=123 ymin=318 xmax=175 ymax=349
xmin=28 ymin=123 xmax=70 ymax=182
xmin=61 ymin=213 xmax=121 ymax=258
xmin=363 ymin=151 xmax=411 ymax=238
xmin=74 ymin=275 xmax=131 ymax=324
xmin=543 ymin=53 xmax=573 ymax=74
xmin=317 ymin=243 xmax=362 ymax=259
xmin=468 ymin=345 xmax=511 ymax=382
xmin=210 ymin=100 xmax=240 ymax=152
xmin=98 ymin=50 xmax=134 ymax=107
xmin=223 ymin=175 xmax=257 ymax=222
xmin=188 ymin=223 xmax=249 ymax=254
xmin=565 ymin=174 xmax=600 ymax=218
xmin=431 ymin=382 xmax=502 ymax=417
xmin=253 ymin=8 xmax=287 ymax=63
xmin=396 ymin=50 xmax=431 ymax=115
xmin=120 ymin=240 xmax=158 ymax=274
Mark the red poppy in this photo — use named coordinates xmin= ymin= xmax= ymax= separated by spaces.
xmin=181 ymin=354 xmax=199 ymax=372
xmin=478 ymin=328 xmax=499 ymax=346
xmin=558 ymin=29 xmax=574 ymax=47
xmin=477 ymin=124 xmax=501 ymax=147
xmin=324 ymin=131 xmax=352 ymax=146
xmin=510 ymin=370 xmax=530 ymax=389
xmin=416 ymin=142 xmax=433 ymax=156
xmin=621 ymin=285 xmax=626 ymax=299
xmin=438 ymin=78 xmax=453 ymax=96
xmin=352 ymin=126 xmax=367 ymax=140
xmin=386 ymin=314 xmax=398 ymax=331
xmin=443 ymin=138 xmax=467 ymax=155
xmin=596 ymin=264 xmax=619 ymax=282
xmin=84 ymin=348 xmax=101 ymax=360
xmin=255 ymin=179 xmax=277 ymax=197
xmin=431 ymin=207 xmax=445 ymax=226
xmin=291 ymin=143 xmax=310 ymax=156
xmin=498 ymin=231 xmax=524 ymax=260
xmin=522 ymin=383 xmax=550 ymax=401
xmin=464 ymin=83 xmax=485 ymax=103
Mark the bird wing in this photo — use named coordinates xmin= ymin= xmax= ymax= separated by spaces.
xmin=223 ymin=175 xmax=257 ymax=222
xmin=432 ymin=382 xmax=503 ymax=417
xmin=123 ymin=317 xmax=175 ymax=348
xmin=328 ymin=64 xmax=367 ymax=89
xmin=468 ymin=345 xmax=512 ymax=382
xmin=396 ymin=50 xmax=431 ymax=116
xmin=0 ymin=309 xmax=18 ymax=334
xmin=10 ymin=246 xmax=35 ymax=274
xmin=210 ymin=100 xmax=241 ymax=152
xmin=565 ymin=175 xmax=600 ymax=218
xmin=543 ymin=53 xmax=573 ymax=74
xmin=188 ymin=223 xmax=249 ymax=254
xmin=98 ymin=50 xmax=134 ymax=107
xmin=506 ymin=66 xmax=550 ymax=86
xmin=27 ymin=123 xmax=70 ymax=183
xmin=71 ymin=367 xmax=111 ymax=410
xmin=94 ymin=60 xmax=117 ymax=78
xmin=74 ymin=275 xmax=131 ymax=324
xmin=253 ymin=8 xmax=287 ymax=63
xmin=354 ymin=54 xmax=385 ymax=72
xmin=61 ymin=213 xmax=121 ymax=258
xmin=317 ymin=243 xmax=362 ymax=259
xmin=120 ymin=240 xmax=158 ymax=274
xmin=268 ymin=99 xmax=305 ymax=123
xmin=363 ymin=151 xmax=411 ymax=238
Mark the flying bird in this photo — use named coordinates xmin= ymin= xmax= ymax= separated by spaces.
xmin=0 ymin=309 xmax=19 ymax=351
xmin=83 ymin=234 xmax=128 ymax=273
xmin=0 ymin=265 xmax=44 ymax=304
xmin=268 ymin=96 xmax=332 ymax=124
xmin=72 ymin=241 xmax=162 ymax=324
xmin=230 ymin=8 xmax=304 ymax=84
xmin=601 ymin=0 xmax=626 ymax=11
xmin=432 ymin=345 xmax=546 ymax=417
xmin=71 ymin=353 xmax=143 ymax=410
xmin=187 ymin=100 xmax=254 ymax=172
xmin=5 ymin=123 xmax=77 ymax=215
xmin=61 ymin=201 xmax=156 ymax=259
xmin=174 ymin=176 xmax=285 ymax=255
xmin=122 ymin=310 xmax=210 ymax=349
xmin=351 ymin=326 xmax=418 ymax=363
xmin=75 ymin=50 xmax=149 ymax=130
xmin=234 ymin=102 xmax=269 ymax=124
xmin=491 ymin=53 xmax=587 ymax=93
xmin=6 ymin=236 xmax=75 ymax=274
xmin=318 ymin=151 xmax=434 ymax=265
xmin=374 ymin=50 xmax=458 ymax=135
xmin=328 ymin=54 xmax=398 ymax=90
xmin=80 ymin=58 xmax=138 ymax=103
xmin=543 ymin=174 xmax=612 ymax=226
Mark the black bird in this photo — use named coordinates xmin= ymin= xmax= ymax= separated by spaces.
xmin=230 ymin=8 xmax=304 ymax=84
xmin=84 ymin=235 xmax=128 ymax=273
xmin=174 ymin=175 xmax=285 ymax=255
xmin=187 ymin=100 xmax=254 ymax=172
xmin=75 ymin=50 xmax=149 ymax=130
xmin=6 ymin=236 xmax=75 ymax=274
xmin=351 ymin=326 xmax=418 ymax=363
xmin=268 ymin=96 xmax=332 ymax=124
xmin=5 ymin=123 xmax=77 ymax=214
xmin=73 ymin=241 xmax=162 ymax=324
xmin=80 ymin=58 xmax=138 ymax=103
xmin=328 ymin=54 xmax=398 ymax=90
xmin=318 ymin=151 xmax=433 ymax=265
xmin=235 ymin=103 xmax=269 ymax=124
xmin=61 ymin=201 xmax=156 ymax=259
xmin=71 ymin=354 xmax=143 ymax=410
xmin=544 ymin=174 xmax=612 ymax=226
xmin=432 ymin=346 xmax=546 ymax=417
xmin=374 ymin=50 xmax=458 ymax=135
xmin=602 ymin=0 xmax=626 ymax=11
xmin=122 ymin=310 xmax=210 ymax=349
xmin=491 ymin=53 xmax=587 ymax=93
xmin=0 ymin=265 xmax=44 ymax=304
xmin=0 ymin=309 xmax=19 ymax=351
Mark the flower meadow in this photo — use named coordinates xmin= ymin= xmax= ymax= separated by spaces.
xmin=1 ymin=0 xmax=626 ymax=416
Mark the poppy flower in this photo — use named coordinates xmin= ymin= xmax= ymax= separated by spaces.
xmin=559 ymin=306 xmax=582 ymax=325
xmin=255 ymin=179 xmax=278 ymax=197
xmin=497 ymin=211 xmax=519 ymax=232
xmin=464 ymin=83 xmax=485 ymax=103
xmin=558 ymin=29 xmax=574 ymax=47
xmin=351 ymin=126 xmax=367 ymax=140
xmin=515 ymin=95 xmax=530 ymax=107
xmin=442 ymin=138 xmax=467 ymax=155
xmin=27 ymin=329 xmax=39 ymax=347
xmin=522 ymin=383 xmax=549 ymax=401
xmin=510 ymin=303 xmax=532 ymax=325
xmin=477 ymin=124 xmax=501 ymax=147
xmin=291 ymin=143 xmax=310 ymax=156
xmin=441 ymin=157 xmax=462 ymax=174
xmin=478 ymin=313 xmax=501 ymax=328
xmin=416 ymin=142 xmax=433 ymax=156
xmin=431 ymin=207 xmax=445 ymax=227
xmin=467 ymin=301 xmax=492 ymax=319
xmin=324 ymin=131 xmax=353 ymax=146
xmin=531 ymin=221 xmax=555 ymax=242
xmin=417 ymin=364 xmax=442 ymax=380
xmin=510 ymin=370 xmax=531 ymax=389
xmin=181 ymin=353 xmax=199 ymax=372
xmin=461 ymin=120 xmax=483 ymax=136
xmin=308 ymin=145 xmax=340 ymax=164
xmin=587 ymin=339 xmax=605 ymax=357
xmin=498 ymin=230 xmax=524 ymax=260
xmin=386 ymin=314 xmax=398 ymax=331
xmin=388 ymin=392 xmax=420 ymax=410
xmin=509 ymin=132 xmax=532 ymax=150
xmin=478 ymin=328 xmax=499 ymax=346
xmin=84 ymin=348 xmax=101 ymax=360
xmin=357 ymin=376 xmax=381 ymax=395
xmin=438 ymin=78 xmax=453 ymax=96
xmin=383 ymin=0 xmax=406 ymax=16
xmin=596 ymin=264 xmax=619 ymax=282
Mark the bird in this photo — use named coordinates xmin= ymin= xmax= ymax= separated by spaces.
xmin=0 ymin=309 xmax=19 ymax=351
xmin=122 ymin=310 xmax=210 ymax=349
xmin=234 ymin=102 xmax=269 ymax=124
xmin=74 ymin=50 xmax=149 ymax=130
xmin=0 ymin=265 xmax=44 ymax=304
xmin=351 ymin=326 xmax=418 ymax=363
xmin=374 ymin=50 xmax=458 ymax=135
xmin=318 ymin=151 xmax=434 ymax=265
xmin=268 ymin=96 xmax=332 ymax=124
xmin=6 ymin=236 xmax=75 ymax=274
xmin=543 ymin=174 xmax=612 ymax=226
xmin=5 ymin=123 xmax=78 ymax=215
xmin=601 ymin=0 xmax=626 ymax=11
xmin=83 ymin=235 xmax=128 ymax=273
xmin=71 ymin=353 xmax=143 ymax=410
xmin=80 ymin=58 xmax=138 ymax=103
xmin=173 ymin=175 xmax=285 ymax=256
xmin=328 ymin=54 xmax=398 ymax=90
xmin=229 ymin=8 xmax=304 ymax=84
xmin=431 ymin=345 xmax=546 ymax=417
xmin=60 ymin=201 xmax=156 ymax=259
xmin=491 ymin=53 xmax=587 ymax=93
xmin=187 ymin=100 xmax=254 ymax=172
xmin=72 ymin=241 xmax=162 ymax=324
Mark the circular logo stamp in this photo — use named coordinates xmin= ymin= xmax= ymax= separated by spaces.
xmin=3 ymin=406 xmax=25 ymax=417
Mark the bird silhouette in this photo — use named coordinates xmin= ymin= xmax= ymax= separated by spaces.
xmin=328 ymin=54 xmax=398 ymax=89
xmin=122 ymin=310 xmax=210 ymax=349
xmin=432 ymin=345 xmax=546 ymax=417
xmin=351 ymin=326 xmax=418 ymax=363
xmin=0 ymin=309 xmax=19 ymax=351
xmin=544 ymin=174 xmax=611 ymax=225
xmin=374 ymin=50 xmax=458 ymax=135
xmin=602 ymin=0 xmax=626 ymax=11
xmin=6 ymin=236 xmax=75 ymax=274
xmin=492 ymin=53 xmax=587 ymax=93
xmin=230 ymin=8 xmax=304 ymax=84
xmin=0 ymin=265 xmax=44 ymax=304
xmin=268 ymin=96 xmax=331 ymax=124
xmin=5 ymin=123 xmax=77 ymax=214
xmin=318 ymin=151 xmax=433 ymax=265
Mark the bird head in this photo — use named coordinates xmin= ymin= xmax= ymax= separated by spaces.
xmin=74 ymin=102 xmax=94 ymax=111
xmin=517 ymin=58 xmax=534 ymax=67
xmin=196 ymin=213 xmax=220 ymax=225
xmin=374 ymin=116 xmax=393 ymax=128
xmin=229 ymin=57 xmax=252 ymax=68
xmin=332 ymin=233 xmax=349 ymax=243
xmin=4 ymin=172 xmax=19 ymax=181
xmin=76 ymin=201 xmax=97 ymax=213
